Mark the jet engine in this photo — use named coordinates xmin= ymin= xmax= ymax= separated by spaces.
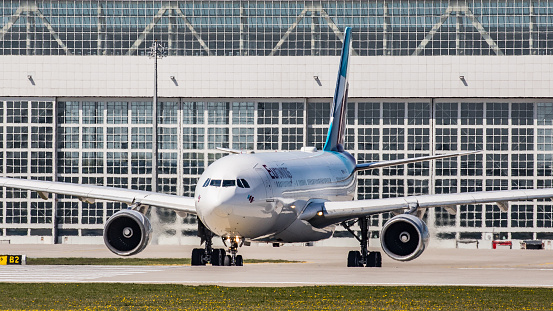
xmin=380 ymin=214 xmax=429 ymax=261
xmin=103 ymin=209 xmax=152 ymax=256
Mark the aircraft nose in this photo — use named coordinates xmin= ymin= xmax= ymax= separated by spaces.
xmin=200 ymin=188 xmax=235 ymax=217
xmin=213 ymin=201 xmax=234 ymax=217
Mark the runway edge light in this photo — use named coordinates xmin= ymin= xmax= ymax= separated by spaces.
xmin=0 ymin=255 xmax=26 ymax=265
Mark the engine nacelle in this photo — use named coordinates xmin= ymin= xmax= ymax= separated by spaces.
xmin=103 ymin=210 xmax=152 ymax=256
xmin=380 ymin=214 xmax=429 ymax=261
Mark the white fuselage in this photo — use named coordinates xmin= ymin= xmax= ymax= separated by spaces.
xmin=194 ymin=150 xmax=357 ymax=243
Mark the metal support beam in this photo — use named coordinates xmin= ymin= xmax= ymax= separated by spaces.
xmin=311 ymin=10 xmax=320 ymax=56
xmin=412 ymin=7 xmax=452 ymax=56
xmin=31 ymin=6 xmax=72 ymax=55
xmin=174 ymin=8 xmax=213 ymax=56
xmin=127 ymin=7 xmax=167 ymax=56
xmin=2 ymin=4 xmax=72 ymax=54
xmin=270 ymin=6 xmax=357 ymax=57
xmin=383 ymin=3 xmax=391 ymax=55
xmin=456 ymin=11 xmax=464 ymax=55
xmin=464 ymin=8 xmax=504 ymax=55
xmin=530 ymin=2 xmax=536 ymax=54
xmin=97 ymin=3 xmax=105 ymax=55
xmin=413 ymin=4 xmax=503 ymax=56
xmin=269 ymin=8 xmax=308 ymax=56
xmin=317 ymin=7 xmax=358 ymax=56
xmin=26 ymin=10 xmax=35 ymax=55
xmin=0 ymin=6 xmax=24 ymax=41
xmin=168 ymin=8 xmax=177 ymax=55
xmin=239 ymin=3 xmax=248 ymax=55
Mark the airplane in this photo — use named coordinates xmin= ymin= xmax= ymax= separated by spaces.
xmin=2 ymin=27 xmax=553 ymax=267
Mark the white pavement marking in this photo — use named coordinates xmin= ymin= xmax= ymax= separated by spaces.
xmin=458 ymin=267 xmax=553 ymax=271
xmin=0 ymin=266 xmax=167 ymax=282
xmin=78 ymin=280 xmax=553 ymax=287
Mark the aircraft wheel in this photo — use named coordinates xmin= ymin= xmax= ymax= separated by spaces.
xmin=224 ymin=254 xmax=232 ymax=266
xmin=191 ymin=248 xmax=205 ymax=266
xmin=211 ymin=249 xmax=225 ymax=266
xmin=366 ymin=252 xmax=382 ymax=268
xmin=236 ymin=255 xmax=243 ymax=266
xmin=347 ymin=250 xmax=362 ymax=267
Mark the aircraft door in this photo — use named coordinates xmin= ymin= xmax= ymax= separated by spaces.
xmin=255 ymin=168 xmax=274 ymax=199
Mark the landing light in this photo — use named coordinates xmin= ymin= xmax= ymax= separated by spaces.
xmin=317 ymin=211 xmax=323 ymax=216
xmin=290 ymin=205 xmax=296 ymax=209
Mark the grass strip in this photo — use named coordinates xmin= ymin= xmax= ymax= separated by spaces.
xmin=26 ymin=257 xmax=299 ymax=266
xmin=0 ymin=284 xmax=552 ymax=310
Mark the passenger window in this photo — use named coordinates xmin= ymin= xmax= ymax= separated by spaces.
xmin=236 ymin=179 xmax=244 ymax=188
xmin=210 ymin=179 xmax=222 ymax=187
xmin=222 ymin=180 xmax=236 ymax=187
xmin=202 ymin=178 xmax=211 ymax=187
xmin=240 ymin=179 xmax=250 ymax=188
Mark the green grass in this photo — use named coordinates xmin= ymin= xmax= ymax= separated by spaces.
xmin=26 ymin=257 xmax=299 ymax=266
xmin=0 ymin=284 xmax=552 ymax=310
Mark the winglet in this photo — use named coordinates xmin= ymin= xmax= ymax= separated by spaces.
xmin=323 ymin=27 xmax=352 ymax=152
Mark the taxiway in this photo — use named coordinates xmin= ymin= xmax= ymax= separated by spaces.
xmin=0 ymin=244 xmax=552 ymax=287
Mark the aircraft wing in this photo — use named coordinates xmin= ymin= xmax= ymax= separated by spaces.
xmin=0 ymin=177 xmax=197 ymax=214
xmin=216 ymin=147 xmax=254 ymax=154
xmin=355 ymin=150 xmax=479 ymax=171
xmin=305 ymin=188 xmax=553 ymax=227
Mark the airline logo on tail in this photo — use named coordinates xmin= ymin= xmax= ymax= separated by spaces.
xmin=323 ymin=27 xmax=352 ymax=153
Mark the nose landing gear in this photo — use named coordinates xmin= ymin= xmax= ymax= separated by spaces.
xmin=222 ymin=236 xmax=244 ymax=266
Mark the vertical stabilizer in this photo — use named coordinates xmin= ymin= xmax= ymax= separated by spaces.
xmin=323 ymin=27 xmax=352 ymax=152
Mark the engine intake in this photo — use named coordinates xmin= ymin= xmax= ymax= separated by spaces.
xmin=380 ymin=214 xmax=429 ymax=261
xmin=103 ymin=210 xmax=152 ymax=256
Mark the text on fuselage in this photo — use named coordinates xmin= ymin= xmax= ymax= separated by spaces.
xmin=263 ymin=165 xmax=292 ymax=179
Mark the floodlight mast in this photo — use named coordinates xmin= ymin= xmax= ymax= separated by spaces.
xmin=149 ymin=41 xmax=167 ymax=192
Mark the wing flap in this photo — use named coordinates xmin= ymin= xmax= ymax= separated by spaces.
xmin=0 ymin=177 xmax=196 ymax=214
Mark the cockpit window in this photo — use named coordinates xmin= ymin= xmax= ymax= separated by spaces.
xmin=207 ymin=178 xmax=246 ymax=188
xmin=240 ymin=179 xmax=250 ymax=188
xmin=222 ymin=180 xmax=236 ymax=187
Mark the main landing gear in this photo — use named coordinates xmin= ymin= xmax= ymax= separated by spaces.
xmin=342 ymin=217 xmax=382 ymax=267
xmin=191 ymin=218 xmax=244 ymax=266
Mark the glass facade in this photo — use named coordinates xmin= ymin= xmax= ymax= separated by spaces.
xmin=2 ymin=0 xmax=553 ymax=56
xmin=2 ymin=0 xmax=553 ymax=245
xmin=0 ymin=97 xmax=553 ymax=242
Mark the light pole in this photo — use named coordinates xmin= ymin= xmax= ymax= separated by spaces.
xmin=149 ymin=41 xmax=166 ymax=192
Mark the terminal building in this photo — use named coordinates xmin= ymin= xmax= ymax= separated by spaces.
xmin=1 ymin=0 xmax=553 ymax=248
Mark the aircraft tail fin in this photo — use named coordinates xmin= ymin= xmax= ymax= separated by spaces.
xmin=323 ymin=27 xmax=352 ymax=152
